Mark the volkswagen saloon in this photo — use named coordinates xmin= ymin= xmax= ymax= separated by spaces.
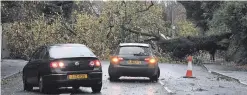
xmin=22 ymin=44 xmax=102 ymax=93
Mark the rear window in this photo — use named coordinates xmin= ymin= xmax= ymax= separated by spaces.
xmin=49 ymin=46 xmax=96 ymax=58
xmin=118 ymin=46 xmax=151 ymax=56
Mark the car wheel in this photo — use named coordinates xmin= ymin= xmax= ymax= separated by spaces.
xmin=91 ymin=83 xmax=102 ymax=93
xmin=23 ymin=75 xmax=32 ymax=91
xmin=109 ymin=76 xmax=119 ymax=82
xmin=157 ymin=67 xmax=160 ymax=78
xmin=39 ymin=76 xmax=51 ymax=93
xmin=150 ymin=75 xmax=158 ymax=82
xmin=72 ymin=86 xmax=80 ymax=90
xmin=150 ymin=70 xmax=159 ymax=82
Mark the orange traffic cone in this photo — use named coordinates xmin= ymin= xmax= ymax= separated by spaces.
xmin=183 ymin=56 xmax=195 ymax=78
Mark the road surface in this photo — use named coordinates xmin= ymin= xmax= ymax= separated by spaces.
xmin=2 ymin=61 xmax=247 ymax=95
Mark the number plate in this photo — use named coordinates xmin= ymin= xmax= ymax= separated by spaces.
xmin=128 ymin=60 xmax=141 ymax=64
xmin=68 ymin=74 xmax=88 ymax=80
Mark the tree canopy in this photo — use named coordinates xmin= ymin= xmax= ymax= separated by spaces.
xmin=180 ymin=1 xmax=247 ymax=64
xmin=2 ymin=1 xmax=247 ymax=65
xmin=2 ymin=1 xmax=171 ymax=60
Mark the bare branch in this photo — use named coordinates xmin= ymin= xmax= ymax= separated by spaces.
xmin=121 ymin=25 xmax=158 ymax=37
xmin=134 ymin=1 xmax=154 ymax=14
xmin=61 ymin=22 xmax=77 ymax=36
xmin=143 ymin=37 xmax=159 ymax=42
xmin=88 ymin=2 xmax=100 ymax=17
xmin=125 ymin=1 xmax=154 ymax=23
xmin=121 ymin=1 xmax=126 ymax=5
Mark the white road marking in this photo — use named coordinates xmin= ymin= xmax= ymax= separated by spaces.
xmin=159 ymin=80 xmax=164 ymax=85
xmin=59 ymin=87 xmax=72 ymax=95
xmin=59 ymin=94 xmax=71 ymax=95
xmin=159 ymin=80 xmax=174 ymax=94
xmin=164 ymin=87 xmax=173 ymax=94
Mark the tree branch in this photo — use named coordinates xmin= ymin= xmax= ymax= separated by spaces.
xmin=125 ymin=1 xmax=154 ymax=22
xmin=134 ymin=1 xmax=154 ymax=14
xmin=121 ymin=25 xmax=158 ymax=37
xmin=88 ymin=2 xmax=100 ymax=17
xmin=61 ymin=22 xmax=77 ymax=36
xmin=143 ymin=37 xmax=159 ymax=42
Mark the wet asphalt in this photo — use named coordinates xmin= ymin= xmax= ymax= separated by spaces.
xmin=1 ymin=61 xmax=247 ymax=95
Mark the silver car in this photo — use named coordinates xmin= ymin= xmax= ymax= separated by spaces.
xmin=108 ymin=43 xmax=160 ymax=82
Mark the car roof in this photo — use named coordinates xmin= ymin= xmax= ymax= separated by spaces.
xmin=119 ymin=43 xmax=150 ymax=47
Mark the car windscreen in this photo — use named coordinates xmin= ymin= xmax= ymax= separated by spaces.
xmin=118 ymin=46 xmax=151 ymax=56
xmin=49 ymin=46 xmax=96 ymax=58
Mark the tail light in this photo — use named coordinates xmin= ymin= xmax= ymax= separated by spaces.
xmin=50 ymin=61 xmax=65 ymax=68
xmin=145 ymin=57 xmax=157 ymax=64
xmin=110 ymin=56 xmax=123 ymax=64
xmin=89 ymin=60 xmax=101 ymax=67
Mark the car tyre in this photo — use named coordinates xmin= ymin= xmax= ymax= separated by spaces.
xmin=109 ymin=76 xmax=119 ymax=82
xmin=157 ymin=67 xmax=160 ymax=78
xmin=72 ymin=86 xmax=80 ymax=90
xmin=39 ymin=76 xmax=52 ymax=94
xmin=23 ymin=75 xmax=32 ymax=91
xmin=150 ymin=68 xmax=159 ymax=82
xmin=150 ymin=75 xmax=158 ymax=82
xmin=91 ymin=83 xmax=102 ymax=93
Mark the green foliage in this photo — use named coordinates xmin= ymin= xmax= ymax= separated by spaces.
xmin=73 ymin=12 xmax=112 ymax=59
xmin=177 ymin=20 xmax=199 ymax=37
xmin=179 ymin=1 xmax=222 ymax=33
xmin=207 ymin=1 xmax=247 ymax=64
xmin=3 ymin=13 xmax=113 ymax=59
xmin=3 ymin=1 xmax=171 ymax=60
xmin=210 ymin=2 xmax=247 ymax=34
xmin=158 ymin=56 xmax=176 ymax=63
xmin=102 ymin=1 xmax=169 ymax=42
xmin=207 ymin=2 xmax=245 ymax=35
xmin=3 ymin=15 xmax=64 ymax=59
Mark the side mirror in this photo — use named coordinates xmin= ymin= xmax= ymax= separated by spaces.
xmin=25 ymin=57 xmax=30 ymax=61
xmin=24 ymin=56 xmax=31 ymax=61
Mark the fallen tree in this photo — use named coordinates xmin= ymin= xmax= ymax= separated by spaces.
xmin=177 ymin=1 xmax=247 ymax=65
xmin=156 ymin=33 xmax=232 ymax=60
xmin=123 ymin=24 xmax=232 ymax=60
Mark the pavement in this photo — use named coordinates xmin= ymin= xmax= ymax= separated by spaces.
xmin=159 ymin=63 xmax=247 ymax=95
xmin=202 ymin=63 xmax=247 ymax=86
xmin=1 ymin=60 xmax=247 ymax=95
xmin=1 ymin=59 xmax=27 ymax=79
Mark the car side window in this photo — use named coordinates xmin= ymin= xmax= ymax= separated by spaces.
xmin=35 ymin=49 xmax=42 ymax=59
xmin=30 ymin=48 xmax=42 ymax=61
xmin=39 ymin=48 xmax=45 ymax=59
xmin=40 ymin=48 xmax=49 ymax=59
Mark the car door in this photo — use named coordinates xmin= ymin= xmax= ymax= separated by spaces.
xmin=33 ymin=47 xmax=48 ymax=84
xmin=26 ymin=47 xmax=43 ymax=84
